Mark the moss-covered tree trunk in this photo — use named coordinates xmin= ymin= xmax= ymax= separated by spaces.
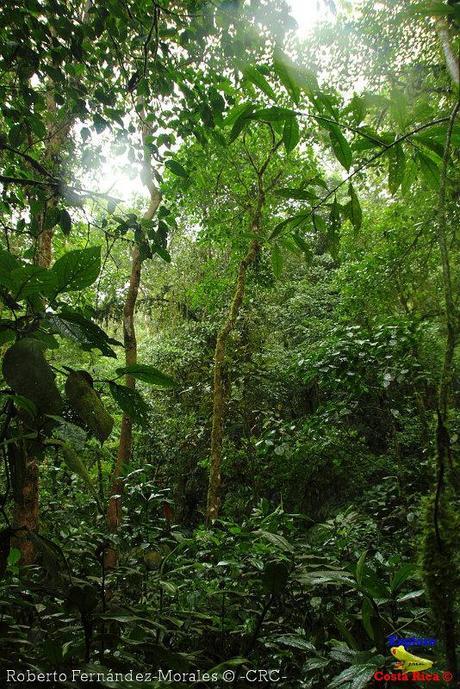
xmin=105 ymin=127 xmax=161 ymax=569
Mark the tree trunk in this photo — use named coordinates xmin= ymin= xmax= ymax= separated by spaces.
xmin=426 ymin=97 xmax=460 ymax=677
xmin=206 ymin=234 xmax=261 ymax=522
xmin=11 ymin=84 xmax=74 ymax=565
xmin=436 ymin=19 xmax=460 ymax=86
xmin=105 ymin=133 xmax=161 ymax=569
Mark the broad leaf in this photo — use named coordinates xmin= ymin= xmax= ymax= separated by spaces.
xmin=61 ymin=444 xmax=101 ymax=506
xmin=388 ymin=143 xmax=406 ymax=194
xmin=251 ymin=106 xmax=294 ymax=122
xmin=47 ymin=311 xmax=119 ymax=358
xmin=243 ymin=66 xmax=276 ymax=101
xmin=417 ymin=151 xmax=440 ymax=189
xmin=165 ymin=159 xmax=188 ymax=178
xmin=109 ymin=381 xmax=149 ymax=425
xmin=345 ymin=183 xmax=362 ymax=231
xmin=273 ymin=50 xmax=300 ymax=104
xmin=50 ymin=246 xmax=101 ymax=294
xmin=328 ymin=125 xmax=352 ymax=171
xmin=228 ymin=103 xmax=254 ymax=143
xmin=283 ymin=116 xmax=300 ymax=153
xmin=116 ymin=364 xmax=177 ymax=387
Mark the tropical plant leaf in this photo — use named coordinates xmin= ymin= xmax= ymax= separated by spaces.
xmin=50 ymin=246 xmax=101 ymax=294
xmin=116 ymin=364 xmax=177 ymax=387
xmin=243 ymin=66 xmax=276 ymax=101
xmin=109 ymin=382 xmax=150 ymax=425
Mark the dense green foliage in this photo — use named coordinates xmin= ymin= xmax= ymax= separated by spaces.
xmin=0 ymin=0 xmax=459 ymax=687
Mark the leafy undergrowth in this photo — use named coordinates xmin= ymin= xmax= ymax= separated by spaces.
xmin=0 ymin=491 xmax=442 ymax=689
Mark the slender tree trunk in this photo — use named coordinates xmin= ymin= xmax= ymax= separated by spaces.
xmin=436 ymin=19 xmax=460 ymax=87
xmin=206 ymin=192 xmax=264 ymax=523
xmin=105 ymin=130 xmax=161 ymax=569
xmin=12 ymin=91 xmax=72 ymax=565
xmin=429 ymin=96 xmax=460 ymax=677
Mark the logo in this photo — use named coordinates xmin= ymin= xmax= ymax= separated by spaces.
xmin=373 ymin=643 xmax=453 ymax=683
xmin=386 ymin=634 xmax=437 ymax=648
xmin=390 ymin=645 xmax=433 ymax=672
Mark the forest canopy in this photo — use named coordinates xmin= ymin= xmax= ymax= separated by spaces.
xmin=0 ymin=0 xmax=459 ymax=687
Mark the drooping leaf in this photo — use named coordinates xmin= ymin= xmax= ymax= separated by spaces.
xmin=116 ymin=364 xmax=177 ymax=387
xmin=243 ymin=65 xmax=276 ymax=101
xmin=390 ymin=563 xmax=416 ymax=593
xmin=328 ymin=125 xmax=352 ymax=171
xmin=283 ymin=115 xmax=300 ymax=153
xmin=417 ymin=151 xmax=440 ymax=189
xmin=59 ymin=209 xmax=72 ymax=236
xmin=270 ymin=211 xmax=312 ymax=240
xmin=273 ymin=50 xmax=300 ymax=104
xmin=388 ymin=143 xmax=406 ymax=194
xmin=47 ymin=311 xmax=119 ymax=358
xmin=293 ymin=232 xmax=313 ymax=262
xmin=0 ymin=249 xmax=21 ymax=289
xmin=251 ymin=106 xmax=294 ymax=122
xmin=355 ymin=550 xmax=367 ymax=586
xmin=256 ymin=529 xmax=293 ymax=552
xmin=50 ymin=246 xmax=101 ymax=294
xmin=345 ymin=183 xmax=362 ymax=231
xmin=109 ymin=381 xmax=149 ymax=425
xmin=165 ymin=159 xmax=188 ymax=178
xmin=60 ymin=443 xmax=101 ymax=505
xmin=153 ymin=245 xmax=172 ymax=263
xmin=228 ymin=103 xmax=254 ymax=143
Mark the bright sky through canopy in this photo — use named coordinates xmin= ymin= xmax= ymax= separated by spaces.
xmin=288 ymin=0 xmax=331 ymax=34
xmin=97 ymin=1 xmax=333 ymax=201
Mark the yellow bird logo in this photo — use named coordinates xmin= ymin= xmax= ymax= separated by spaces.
xmin=391 ymin=645 xmax=434 ymax=673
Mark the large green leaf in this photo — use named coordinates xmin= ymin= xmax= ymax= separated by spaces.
xmin=273 ymin=50 xmax=300 ymax=104
xmin=10 ymin=265 xmax=56 ymax=300
xmin=47 ymin=311 xmax=120 ymax=358
xmin=388 ymin=143 xmax=406 ymax=194
xmin=283 ymin=116 xmax=300 ymax=153
xmin=50 ymin=246 xmax=101 ymax=294
xmin=270 ymin=211 xmax=312 ymax=240
xmin=0 ymin=249 xmax=21 ymax=289
xmin=243 ymin=66 xmax=276 ymax=101
xmin=345 ymin=183 xmax=362 ymax=231
xmin=228 ymin=103 xmax=254 ymax=143
xmin=390 ymin=563 xmax=416 ymax=593
xmin=165 ymin=159 xmax=188 ymax=178
xmin=417 ymin=151 xmax=440 ymax=189
xmin=275 ymin=188 xmax=317 ymax=201
xmin=60 ymin=444 xmax=101 ymax=506
xmin=116 ymin=364 xmax=177 ymax=387
xmin=109 ymin=382 xmax=149 ymax=425
xmin=328 ymin=125 xmax=352 ymax=171
xmin=251 ymin=106 xmax=294 ymax=122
